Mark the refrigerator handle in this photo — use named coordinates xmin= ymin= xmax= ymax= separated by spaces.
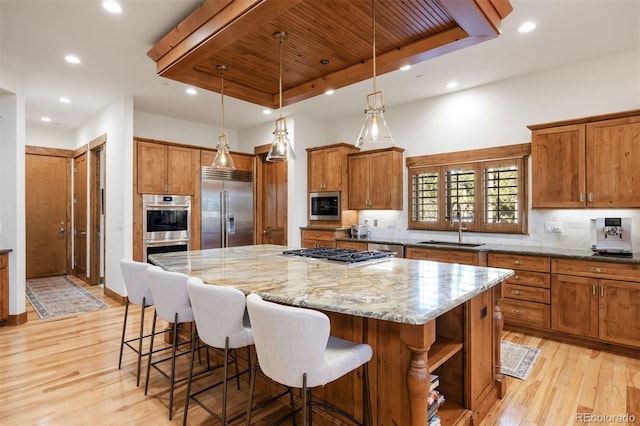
xmin=224 ymin=190 xmax=230 ymax=247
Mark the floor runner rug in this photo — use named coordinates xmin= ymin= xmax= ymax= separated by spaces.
xmin=26 ymin=275 xmax=108 ymax=319
xmin=500 ymin=340 xmax=540 ymax=380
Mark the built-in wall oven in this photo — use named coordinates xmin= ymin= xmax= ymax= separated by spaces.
xmin=142 ymin=194 xmax=191 ymax=263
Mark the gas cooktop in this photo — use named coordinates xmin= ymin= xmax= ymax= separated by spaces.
xmin=283 ymin=247 xmax=394 ymax=264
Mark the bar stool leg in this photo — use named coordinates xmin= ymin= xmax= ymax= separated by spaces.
xmin=168 ymin=313 xmax=179 ymax=420
xmin=183 ymin=326 xmax=198 ymax=426
xmin=118 ymin=299 xmax=130 ymax=370
xmin=245 ymin=351 xmax=257 ymax=426
xmin=144 ymin=311 xmax=158 ymax=395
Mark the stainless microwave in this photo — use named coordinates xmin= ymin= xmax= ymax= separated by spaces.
xmin=309 ymin=191 xmax=340 ymax=221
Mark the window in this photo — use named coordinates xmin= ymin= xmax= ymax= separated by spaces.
xmin=407 ymin=144 xmax=529 ymax=234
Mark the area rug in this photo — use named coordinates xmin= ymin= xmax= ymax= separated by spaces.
xmin=26 ymin=276 xmax=108 ymax=319
xmin=501 ymin=340 xmax=540 ymax=380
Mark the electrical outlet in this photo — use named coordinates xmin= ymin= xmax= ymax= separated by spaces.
xmin=373 ymin=219 xmax=378 ymax=227
xmin=544 ymin=222 xmax=562 ymax=233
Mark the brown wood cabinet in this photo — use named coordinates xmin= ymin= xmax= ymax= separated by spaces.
xmin=405 ymin=246 xmax=482 ymax=266
xmin=200 ymin=149 xmax=254 ymax=172
xmin=307 ymin=144 xmax=357 ymax=193
xmin=0 ymin=253 xmax=8 ymax=323
xmin=529 ymin=110 xmax=640 ymax=208
xmin=301 ymin=228 xmax=351 ymax=249
xmin=348 ymin=147 xmax=404 ymax=210
xmin=136 ymin=140 xmax=198 ymax=195
xmin=335 ymin=240 xmax=368 ymax=251
xmin=551 ymin=258 xmax=640 ymax=347
xmin=487 ymin=253 xmax=551 ymax=330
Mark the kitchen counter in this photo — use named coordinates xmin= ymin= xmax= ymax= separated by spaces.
xmin=0 ymin=249 xmax=13 ymax=255
xmin=149 ymin=244 xmax=513 ymax=325
xmin=150 ymin=244 xmax=513 ymax=425
xmin=336 ymin=236 xmax=640 ymax=264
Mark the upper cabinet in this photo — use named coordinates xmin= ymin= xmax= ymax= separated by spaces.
xmin=136 ymin=139 xmax=198 ymax=195
xmin=307 ymin=143 xmax=358 ymax=194
xmin=348 ymin=147 xmax=404 ymax=210
xmin=529 ymin=110 xmax=640 ymax=208
xmin=201 ymin=149 xmax=255 ymax=172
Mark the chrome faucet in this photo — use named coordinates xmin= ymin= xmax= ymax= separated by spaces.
xmin=451 ymin=205 xmax=467 ymax=244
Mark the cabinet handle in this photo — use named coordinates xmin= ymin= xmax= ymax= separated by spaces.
xmin=593 ymin=285 xmax=596 ymax=296
xmin=600 ymin=286 xmax=605 ymax=297
xmin=590 ymin=267 xmax=606 ymax=273
xmin=512 ymin=260 xmax=523 ymax=265
xmin=579 ymin=192 xmax=585 ymax=202
xmin=511 ymin=309 xmax=524 ymax=316
xmin=588 ymin=192 xmax=593 ymax=203
xmin=510 ymin=290 xmax=523 ymax=295
xmin=513 ymin=275 xmax=521 ymax=280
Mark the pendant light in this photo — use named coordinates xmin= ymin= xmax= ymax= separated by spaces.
xmin=211 ymin=64 xmax=236 ymax=170
xmin=356 ymin=0 xmax=394 ymax=148
xmin=266 ymin=31 xmax=296 ymax=163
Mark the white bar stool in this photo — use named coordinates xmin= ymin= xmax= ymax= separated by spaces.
xmin=246 ymin=293 xmax=373 ymax=426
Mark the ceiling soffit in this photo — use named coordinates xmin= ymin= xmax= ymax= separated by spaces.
xmin=148 ymin=0 xmax=513 ymax=109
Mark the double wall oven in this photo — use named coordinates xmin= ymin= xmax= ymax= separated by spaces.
xmin=142 ymin=194 xmax=191 ymax=263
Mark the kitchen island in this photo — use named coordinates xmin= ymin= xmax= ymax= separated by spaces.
xmin=150 ymin=245 xmax=514 ymax=425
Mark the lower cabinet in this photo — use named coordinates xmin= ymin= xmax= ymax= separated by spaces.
xmin=551 ymin=258 xmax=640 ymax=348
xmin=335 ymin=240 xmax=368 ymax=251
xmin=301 ymin=228 xmax=350 ymax=248
xmin=405 ymin=247 xmax=481 ymax=266
xmin=0 ymin=253 xmax=8 ymax=323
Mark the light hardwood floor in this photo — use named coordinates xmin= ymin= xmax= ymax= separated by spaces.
xmin=1 ymin=277 xmax=638 ymax=425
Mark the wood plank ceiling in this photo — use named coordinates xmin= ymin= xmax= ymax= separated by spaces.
xmin=148 ymin=0 xmax=513 ymax=109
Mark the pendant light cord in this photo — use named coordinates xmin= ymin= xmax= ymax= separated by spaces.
xmin=278 ymin=35 xmax=283 ymax=119
xmin=372 ymin=0 xmax=376 ymax=93
xmin=220 ymin=70 xmax=225 ymax=134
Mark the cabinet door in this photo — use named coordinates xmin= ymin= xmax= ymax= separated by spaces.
xmin=531 ymin=124 xmax=586 ymax=208
xmin=551 ymin=274 xmax=598 ymax=338
xmin=0 ymin=254 xmax=8 ymax=321
xmin=137 ymin=141 xmax=167 ymax=194
xmin=586 ymin=116 xmax=640 ymax=207
xmin=308 ymin=149 xmax=327 ymax=192
xmin=348 ymin=154 xmax=370 ymax=209
xmin=599 ymin=279 xmax=640 ymax=347
xmin=369 ymin=151 xmax=394 ymax=209
xmin=166 ymin=146 xmax=196 ymax=195
xmin=322 ymin=147 xmax=343 ymax=191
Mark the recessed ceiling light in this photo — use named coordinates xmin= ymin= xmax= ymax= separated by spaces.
xmin=41 ymin=116 xmax=52 ymax=122
xmin=446 ymin=81 xmax=459 ymax=89
xmin=185 ymin=88 xmax=197 ymax=95
xmin=518 ymin=22 xmax=536 ymax=33
xmin=262 ymin=109 xmax=272 ymax=115
xmin=399 ymin=65 xmax=411 ymax=71
xmin=64 ymin=55 xmax=81 ymax=64
xmin=102 ymin=1 xmax=122 ymax=13
xmin=59 ymin=97 xmax=71 ymax=103
xmin=325 ymin=89 xmax=334 ymax=95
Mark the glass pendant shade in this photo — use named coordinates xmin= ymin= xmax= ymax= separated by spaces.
xmin=266 ymin=117 xmax=296 ymax=162
xmin=212 ymin=134 xmax=236 ymax=169
xmin=356 ymin=90 xmax=394 ymax=148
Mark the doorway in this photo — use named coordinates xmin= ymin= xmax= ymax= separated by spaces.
xmin=255 ymin=145 xmax=288 ymax=245
xmin=73 ymin=151 xmax=87 ymax=281
xmin=25 ymin=150 xmax=72 ymax=278
xmin=89 ymin=135 xmax=106 ymax=286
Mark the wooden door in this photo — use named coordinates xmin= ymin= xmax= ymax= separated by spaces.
xmin=73 ymin=153 xmax=87 ymax=281
xmin=256 ymin=152 xmax=287 ymax=245
xmin=550 ymin=274 xmax=598 ymax=338
xmin=322 ymin=147 xmax=343 ymax=191
xmin=26 ymin=154 xmax=70 ymax=278
xmin=167 ymin=145 xmax=196 ymax=195
xmin=586 ymin=116 xmax=640 ymax=207
xmin=308 ymin=149 xmax=326 ymax=192
xmin=531 ymin=124 xmax=586 ymax=208
xmin=369 ymin=151 xmax=394 ymax=208
xmin=348 ymin=154 xmax=370 ymax=209
xmin=599 ymin=279 xmax=640 ymax=347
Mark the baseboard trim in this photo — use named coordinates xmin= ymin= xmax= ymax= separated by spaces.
xmin=104 ymin=286 xmax=126 ymax=305
xmin=6 ymin=311 xmax=28 ymax=326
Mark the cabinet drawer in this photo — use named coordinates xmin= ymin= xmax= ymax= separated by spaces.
xmin=336 ymin=241 xmax=368 ymax=251
xmin=488 ymin=253 xmax=550 ymax=273
xmin=552 ymin=258 xmax=640 ymax=282
xmin=405 ymin=247 xmax=479 ymax=266
xmin=302 ymin=239 xmax=335 ymax=249
xmin=506 ymin=270 xmax=550 ymax=288
xmin=501 ymin=299 xmax=550 ymax=330
xmin=503 ymin=283 xmax=550 ymax=304
xmin=301 ymin=230 xmax=336 ymax=241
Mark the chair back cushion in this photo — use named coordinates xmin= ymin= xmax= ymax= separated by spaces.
xmin=246 ymin=293 xmax=330 ymax=388
xmin=119 ymin=259 xmax=153 ymax=306
xmin=186 ymin=277 xmax=253 ymax=349
xmin=146 ymin=266 xmax=194 ymax=323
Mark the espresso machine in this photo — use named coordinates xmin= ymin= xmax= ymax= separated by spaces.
xmin=592 ymin=217 xmax=632 ymax=254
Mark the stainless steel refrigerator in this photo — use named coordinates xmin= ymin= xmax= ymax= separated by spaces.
xmin=201 ymin=167 xmax=254 ymax=249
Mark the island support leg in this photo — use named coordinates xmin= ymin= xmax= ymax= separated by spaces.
xmin=494 ymin=295 xmax=506 ymax=398
xmin=406 ymin=345 xmax=429 ymax=426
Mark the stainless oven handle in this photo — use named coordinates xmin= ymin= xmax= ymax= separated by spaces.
xmin=143 ymin=204 xmax=190 ymax=210
xmin=144 ymin=239 xmax=190 ymax=247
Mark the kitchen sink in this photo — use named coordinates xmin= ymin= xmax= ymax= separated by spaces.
xmin=417 ymin=240 xmax=485 ymax=247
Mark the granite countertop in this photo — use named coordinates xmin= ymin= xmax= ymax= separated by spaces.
xmin=149 ymin=244 xmax=513 ymax=326
xmin=0 ymin=249 xmax=13 ymax=255
xmin=334 ymin=236 xmax=640 ymax=264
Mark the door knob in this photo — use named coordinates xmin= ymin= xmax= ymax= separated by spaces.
xmin=59 ymin=228 xmax=65 ymax=233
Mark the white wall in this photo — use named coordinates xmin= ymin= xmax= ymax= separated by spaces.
xmin=26 ymin=126 xmax=74 ymax=149
xmin=0 ymin=66 xmax=26 ymax=316
xmin=134 ymin=110 xmax=237 ymax=150
xmin=325 ymin=49 xmax=640 ymax=250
